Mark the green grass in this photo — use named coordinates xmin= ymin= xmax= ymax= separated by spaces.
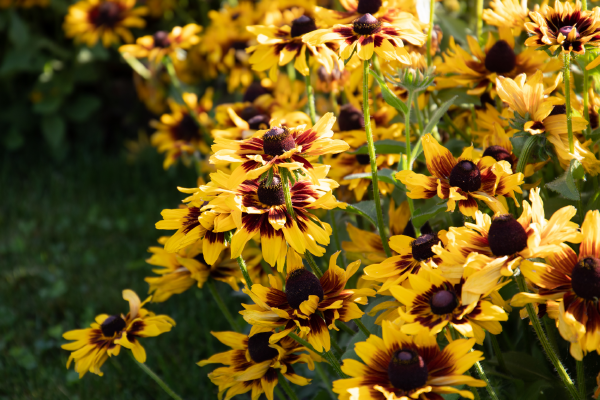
xmin=0 ymin=146 xmax=245 ymax=400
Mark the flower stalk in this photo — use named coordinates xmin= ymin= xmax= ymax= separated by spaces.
xmin=207 ymin=279 xmax=240 ymax=332
xmin=278 ymin=372 xmax=300 ymax=400
xmin=564 ymin=53 xmax=575 ymax=153
xmin=226 ymin=231 xmax=253 ymax=288
xmin=131 ymin=354 xmax=184 ymax=400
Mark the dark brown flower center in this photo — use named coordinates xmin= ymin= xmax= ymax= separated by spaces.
xmin=243 ymin=82 xmax=270 ymax=103
xmin=430 ymin=289 xmax=458 ymax=315
xmin=290 ymin=15 xmax=317 ymax=37
xmin=248 ymin=114 xmax=270 ymax=130
xmin=338 ymin=104 xmax=365 ymax=131
xmin=591 ymin=110 xmax=599 ymax=130
xmin=101 ymin=315 xmax=126 ymax=337
xmin=487 ymin=214 xmax=528 ymax=256
xmin=262 ymin=127 xmax=296 ymax=156
xmin=172 ymin=113 xmax=200 ymax=142
xmin=248 ymin=332 xmax=279 ymax=363
xmin=89 ymin=1 xmax=122 ymax=27
xmin=484 ymin=40 xmax=516 ymax=74
xmin=571 ymin=257 xmax=600 ymax=300
xmin=353 ymin=13 xmax=381 ymax=35
xmin=285 ymin=268 xmax=324 ymax=309
xmin=448 ymin=160 xmax=481 ymax=192
xmin=559 ymin=26 xmax=579 ymax=39
xmin=257 ymin=175 xmax=286 ymax=206
xmin=483 ymin=145 xmax=513 ymax=168
xmin=357 ymin=0 xmax=382 ymax=14
xmin=549 ymin=104 xmax=566 ymax=116
xmin=153 ymin=31 xmax=171 ymax=48
xmin=388 ymin=349 xmax=429 ymax=391
xmin=411 ymin=234 xmax=440 ymax=261
xmin=194 ymin=252 xmax=207 ymax=266
xmin=240 ymin=106 xmax=261 ymax=122
xmin=355 ymin=154 xmax=371 ymax=165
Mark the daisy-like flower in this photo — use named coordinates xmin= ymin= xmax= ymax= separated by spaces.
xmin=496 ymin=71 xmax=600 ymax=175
xmin=511 ymin=210 xmax=600 ymax=360
xmin=314 ymin=0 xmax=423 ymax=27
xmin=247 ymin=15 xmax=343 ymax=80
xmin=525 ymin=0 xmax=600 ymax=54
xmin=483 ymin=0 xmax=530 ymax=35
xmin=119 ymin=24 xmax=201 ymax=63
xmin=241 ymin=252 xmax=375 ymax=352
xmin=436 ymin=29 xmax=560 ymax=96
xmin=210 ymin=112 xmax=349 ymax=185
xmin=396 ymin=134 xmax=524 ymax=217
xmin=150 ymin=92 xmax=212 ymax=169
xmin=333 ymin=321 xmax=486 ymax=400
xmin=390 ymin=269 xmax=508 ymax=344
xmin=363 ymin=229 xmax=446 ymax=293
xmin=61 ymin=290 xmax=174 ymax=378
xmin=303 ymin=13 xmax=426 ymax=63
xmin=437 ymin=188 xmax=581 ymax=305
xmin=198 ymin=331 xmax=313 ymax=400
xmin=63 ymin=0 xmax=147 ymax=47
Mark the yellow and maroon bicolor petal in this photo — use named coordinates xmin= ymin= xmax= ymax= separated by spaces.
xmin=396 ymin=170 xmax=438 ymax=200
xmin=421 ymin=134 xmax=456 ymax=180
xmin=580 ymin=210 xmax=600 ymax=259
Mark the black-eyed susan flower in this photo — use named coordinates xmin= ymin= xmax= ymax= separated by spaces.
xmin=396 ymin=134 xmax=524 ymax=217
xmin=62 ymin=290 xmax=174 ymax=378
xmin=150 ymin=92 xmax=212 ymax=169
xmin=303 ymin=13 xmax=426 ymax=63
xmin=363 ymin=229 xmax=446 ymax=293
xmin=247 ymin=15 xmax=342 ymax=80
xmin=390 ymin=269 xmax=508 ymax=344
xmin=332 ymin=321 xmax=486 ymax=399
xmin=437 ymin=188 xmax=581 ymax=304
xmin=511 ymin=210 xmax=600 ymax=360
xmin=63 ymin=0 xmax=147 ymax=47
xmin=119 ymin=24 xmax=202 ymax=63
xmin=483 ymin=0 xmax=530 ymax=35
xmin=210 ymin=112 xmax=349 ymax=184
xmin=198 ymin=331 xmax=313 ymax=400
xmin=315 ymin=0 xmax=422 ymax=26
xmin=525 ymin=0 xmax=600 ymax=54
xmin=241 ymin=252 xmax=375 ymax=352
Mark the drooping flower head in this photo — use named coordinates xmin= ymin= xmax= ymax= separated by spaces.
xmin=62 ymin=290 xmax=174 ymax=378
xmin=198 ymin=331 xmax=313 ymax=400
xmin=396 ymin=134 xmax=524 ymax=217
xmin=63 ymin=0 xmax=147 ymax=47
xmin=333 ymin=321 xmax=486 ymax=399
xmin=119 ymin=24 xmax=202 ymax=63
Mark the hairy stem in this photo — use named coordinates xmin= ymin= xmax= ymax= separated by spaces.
xmin=473 ymin=360 xmax=500 ymax=400
xmin=315 ymin=362 xmax=337 ymax=400
xmin=132 ymin=355 xmax=183 ymax=400
xmin=577 ymin=360 xmax=586 ymax=398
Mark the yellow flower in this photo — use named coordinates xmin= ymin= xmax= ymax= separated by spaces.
xmin=62 ymin=290 xmax=174 ymax=378
xmin=241 ymin=252 xmax=375 ymax=352
xmin=333 ymin=321 xmax=486 ymax=400
xmin=511 ymin=210 xmax=600 ymax=361
xmin=314 ymin=0 xmax=423 ymax=27
xmin=198 ymin=331 xmax=313 ymax=400
xmin=119 ymin=24 xmax=202 ymax=63
xmin=303 ymin=13 xmax=426 ymax=63
xmin=483 ymin=0 xmax=530 ymax=35
xmin=63 ymin=0 xmax=147 ymax=47
xmin=396 ymin=134 xmax=524 ymax=217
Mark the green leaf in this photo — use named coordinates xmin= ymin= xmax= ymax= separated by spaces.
xmin=423 ymin=96 xmax=457 ymax=136
xmin=352 ymin=139 xmax=407 ymax=156
xmin=346 ymin=201 xmax=378 ymax=228
xmin=41 ymin=115 xmax=66 ymax=149
xmin=411 ymin=202 xmax=448 ymax=228
xmin=64 ymin=94 xmax=101 ymax=122
xmin=502 ymin=351 xmax=554 ymax=381
xmin=8 ymin=10 xmax=29 ymax=48
xmin=369 ymin=70 xmax=409 ymax=115
xmin=545 ymin=159 xmax=582 ymax=200
xmin=343 ymin=168 xmax=399 ymax=186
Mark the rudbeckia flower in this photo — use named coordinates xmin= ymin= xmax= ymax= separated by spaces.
xmin=437 ymin=188 xmax=581 ymax=304
xmin=119 ymin=24 xmax=202 ymax=63
xmin=390 ymin=269 xmax=508 ymax=344
xmin=150 ymin=92 xmax=212 ymax=169
xmin=314 ymin=0 xmax=423 ymax=27
xmin=62 ymin=290 xmax=174 ymax=378
xmin=247 ymin=15 xmax=343 ymax=80
xmin=210 ymin=112 xmax=349 ymax=184
xmin=511 ymin=210 xmax=600 ymax=360
xmin=396 ymin=134 xmax=524 ymax=217
xmin=332 ymin=321 xmax=486 ymax=400
xmin=63 ymin=0 xmax=147 ymax=47
xmin=303 ymin=13 xmax=426 ymax=63
xmin=241 ymin=252 xmax=375 ymax=352
xmin=483 ymin=0 xmax=530 ymax=35
xmin=198 ymin=331 xmax=314 ymax=400
xmin=525 ymin=0 xmax=600 ymax=54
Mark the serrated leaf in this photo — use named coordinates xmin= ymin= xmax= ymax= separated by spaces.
xmin=343 ymin=168 xmax=399 ymax=186
xmin=346 ymin=201 xmax=378 ymax=228
xmin=353 ymin=139 xmax=407 ymax=156
xmin=411 ymin=202 xmax=447 ymax=228
xmin=423 ymin=96 xmax=457 ymax=136
xmin=369 ymin=70 xmax=409 ymax=114
xmin=545 ymin=161 xmax=581 ymax=200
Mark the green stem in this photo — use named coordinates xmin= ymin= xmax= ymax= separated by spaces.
xmin=289 ymin=333 xmax=348 ymax=378
xmin=413 ymin=96 xmax=423 ymax=135
xmin=476 ymin=0 xmax=483 ymax=43
xmin=564 ymin=53 xmax=575 ymax=153
xmin=305 ymin=252 xmax=324 ymax=278
xmin=336 ymin=320 xmax=356 ymax=335
xmin=131 ymin=355 xmax=183 ymax=400
xmin=354 ymin=319 xmax=371 ymax=337
xmin=473 ymin=360 xmax=500 ymax=400
xmin=490 ymin=335 xmax=507 ymax=373
xmin=362 ymin=59 xmax=392 ymax=257
xmin=226 ymin=231 xmax=253 ymax=288
xmin=278 ymin=372 xmax=300 ymax=400
xmin=306 ymin=72 xmax=317 ymax=125
xmin=402 ymin=91 xmax=413 ymax=172
xmin=577 ymin=360 xmax=586 ymax=398
xmin=426 ymin=0 xmax=435 ymax=66
xmin=274 ymin=386 xmax=287 ymax=400
xmin=515 ymin=274 xmax=581 ymax=400
xmin=315 ymin=362 xmax=337 ymax=400
xmin=583 ymin=62 xmax=592 ymax=138
xmin=515 ymin=135 xmax=539 ymax=205
xmin=207 ymin=280 xmax=240 ymax=332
